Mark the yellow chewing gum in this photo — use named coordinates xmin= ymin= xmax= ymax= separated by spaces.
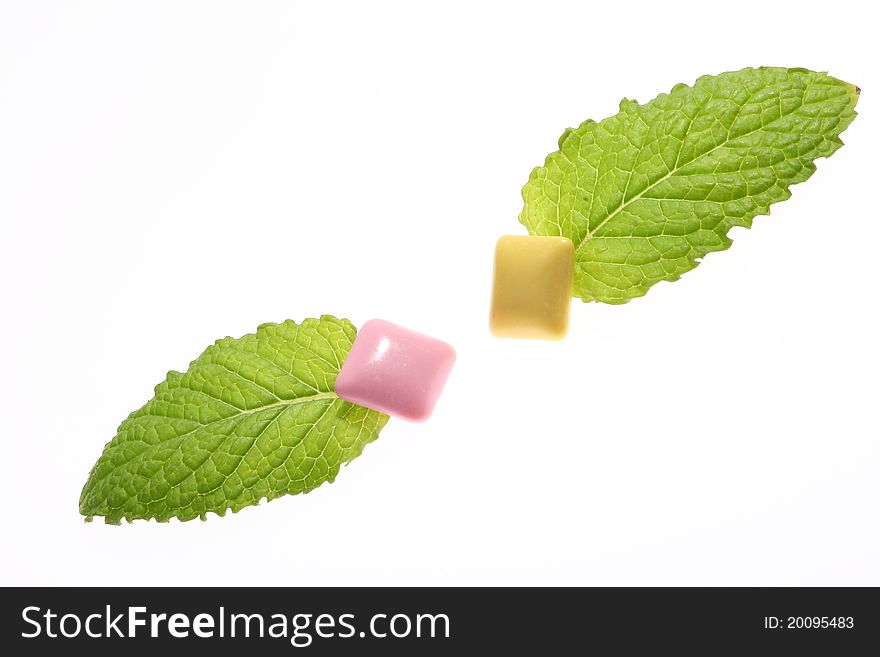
xmin=490 ymin=235 xmax=575 ymax=340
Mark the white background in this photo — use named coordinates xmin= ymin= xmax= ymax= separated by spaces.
xmin=1 ymin=0 xmax=877 ymax=586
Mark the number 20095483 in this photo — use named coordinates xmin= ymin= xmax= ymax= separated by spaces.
xmin=764 ymin=617 xmax=854 ymax=629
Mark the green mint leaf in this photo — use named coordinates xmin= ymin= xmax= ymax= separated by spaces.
xmin=520 ymin=67 xmax=859 ymax=304
xmin=80 ymin=316 xmax=388 ymax=524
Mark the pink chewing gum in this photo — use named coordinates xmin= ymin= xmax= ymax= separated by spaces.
xmin=334 ymin=319 xmax=456 ymax=422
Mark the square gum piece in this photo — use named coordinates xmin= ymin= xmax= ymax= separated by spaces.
xmin=335 ymin=319 xmax=456 ymax=422
xmin=490 ymin=235 xmax=575 ymax=340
